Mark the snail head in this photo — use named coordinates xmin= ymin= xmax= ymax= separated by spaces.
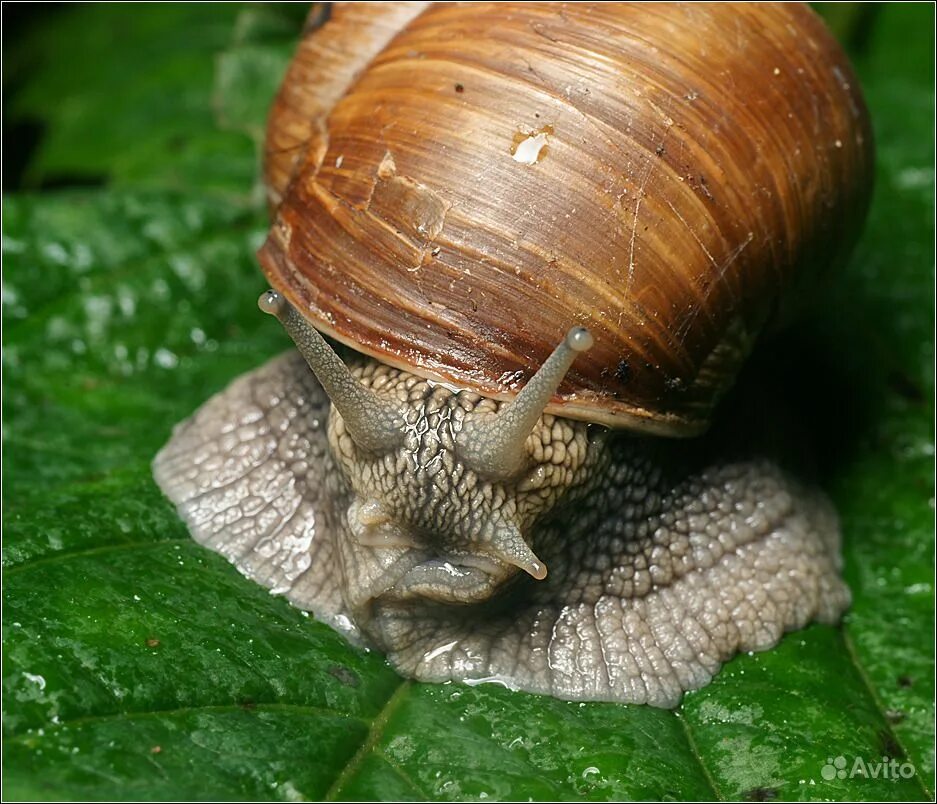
xmin=259 ymin=290 xmax=598 ymax=606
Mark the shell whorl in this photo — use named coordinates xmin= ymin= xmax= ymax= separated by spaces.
xmin=260 ymin=2 xmax=873 ymax=434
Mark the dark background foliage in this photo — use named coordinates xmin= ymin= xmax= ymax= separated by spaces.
xmin=3 ymin=3 xmax=934 ymax=801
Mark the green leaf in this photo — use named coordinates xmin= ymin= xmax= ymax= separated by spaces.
xmin=3 ymin=4 xmax=933 ymax=801
xmin=6 ymin=4 xmax=304 ymax=196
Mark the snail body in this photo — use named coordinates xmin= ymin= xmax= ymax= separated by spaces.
xmin=154 ymin=2 xmax=872 ymax=706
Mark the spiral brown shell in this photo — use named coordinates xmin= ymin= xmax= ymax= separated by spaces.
xmin=259 ymin=1 xmax=873 ymax=434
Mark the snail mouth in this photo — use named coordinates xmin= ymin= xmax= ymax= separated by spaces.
xmin=382 ymin=554 xmax=507 ymax=604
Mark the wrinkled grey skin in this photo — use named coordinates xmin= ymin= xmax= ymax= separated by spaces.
xmin=153 ymin=350 xmax=849 ymax=707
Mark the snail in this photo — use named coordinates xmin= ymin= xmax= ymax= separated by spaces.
xmin=153 ymin=2 xmax=873 ymax=707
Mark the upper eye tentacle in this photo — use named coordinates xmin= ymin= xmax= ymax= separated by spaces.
xmin=259 ymin=290 xmax=405 ymax=453
xmin=457 ymin=327 xmax=593 ymax=481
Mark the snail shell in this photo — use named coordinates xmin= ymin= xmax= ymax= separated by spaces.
xmin=260 ymin=1 xmax=872 ymax=434
xmin=154 ymin=2 xmax=871 ymax=707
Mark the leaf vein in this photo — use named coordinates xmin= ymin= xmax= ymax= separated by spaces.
xmin=324 ymin=680 xmax=412 ymax=801
xmin=841 ymin=627 xmax=933 ymax=799
xmin=675 ymin=710 xmax=724 ymax=800
xmin=373 ymin=746 xmax=429 ymax=799
xmin=6 ymin=700 xmax=367 ymax=740
xmin=3 ymin=537 xmax=193 ymax=576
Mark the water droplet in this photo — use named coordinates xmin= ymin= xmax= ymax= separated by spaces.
xmin=154 ymin=347 xmax=178 ymax=369
xmin=23 ymin=672 xmax=46 ymax=690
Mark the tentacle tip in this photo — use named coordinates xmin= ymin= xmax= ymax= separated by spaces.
xmin=258 ymin=289 xmax=286 ymax=316
xmin=492 ymin=528 xmax=549 ymax=581
xmin=566 ymin=326 xmax=593 ymax=353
